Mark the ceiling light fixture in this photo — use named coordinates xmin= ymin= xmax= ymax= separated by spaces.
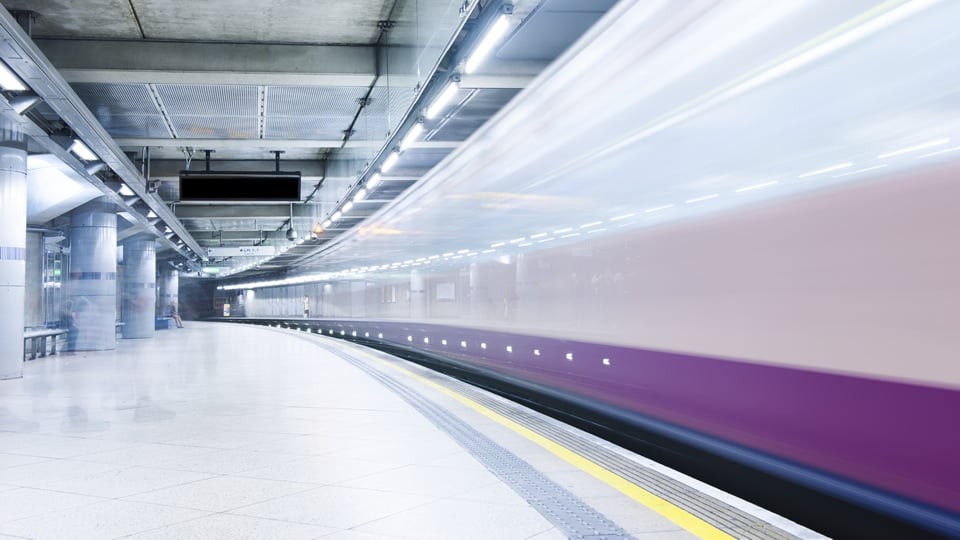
xmin=331 ymin=211 xmax=342 ymax=222
xmin=342 ymin=201 xmax=354 ymax=213
xmin=354 ymin=188 xmax=367 ymax=202
xmin=426 ymin=80 xmax=460 ymax=119
xmin=69 ymin=139 xmax=98 ymax=161
xmin=118 ymin=183 xmax=135 ymax=197
xmin=465 ymin=13 xmax=511 ymax=74
xmin=381 ymin=151 xmax=400 ymax=173
xmin=400 ymin=120 xmax=424 ymax=151
xmin=366 ymin=172 xmax=383 ymax=189
xmin=10 ymin=95 xmax=41 ymax=115
xmin=0 ymin=61 xmax=27 ymax=91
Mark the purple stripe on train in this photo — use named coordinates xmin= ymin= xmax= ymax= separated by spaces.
xmin=259 ymin=318 xmax=960 ymax=515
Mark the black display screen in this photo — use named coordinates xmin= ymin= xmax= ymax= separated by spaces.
xmin=179 ymin=172 xmax=302 ymax=201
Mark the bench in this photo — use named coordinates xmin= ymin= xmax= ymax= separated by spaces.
xmin=23 ymin=328 xmax=67 ymax=360
xmin=155 ymin=317 xmax=172 ymax=330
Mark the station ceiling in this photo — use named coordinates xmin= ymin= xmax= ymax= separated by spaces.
xmin=0 ymin=0 xmax=615 ymax=275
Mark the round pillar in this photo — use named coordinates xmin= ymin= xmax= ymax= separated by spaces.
xmin=0 ymin=128 xmax=27 ymax=379
xmin=68 ymin=200 xmax=117 ymax=351
xmin=121 ymin=236 xmax=156 ymax=338
xmin=158 ymin=267 xmax=179 ymax=318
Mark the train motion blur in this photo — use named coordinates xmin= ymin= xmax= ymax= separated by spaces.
xmin=214 ymin=1 xmax=960 ymax=536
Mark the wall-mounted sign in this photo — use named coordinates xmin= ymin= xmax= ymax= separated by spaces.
xmin=206 ymin=246 xmax=277 ymax=257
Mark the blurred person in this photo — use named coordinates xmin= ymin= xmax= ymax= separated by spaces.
xmin=60 ymin=300 xmax=78 ymax=351
xmin=166 ymin=302 xmax=183 ymax=328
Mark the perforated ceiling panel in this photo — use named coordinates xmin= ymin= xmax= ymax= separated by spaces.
xmin=155 ymin=84 xmax=259 ymax=116
xmin=170 ymin=116 xmax=259 ymax=139
xmin=99 ymin=115 xmax=173 ymax=138
xmin=267 ymin=86 xmax=367 ymax=117
xmin=72 ymin=82 xmax=172 ymax=138
xmin=72 ymin=83 xmax=161 ymax=115
xmin=355 ymin=85 xmax=417 ymax=141
xmin=265 ymin=116 xmax=350 ymax=140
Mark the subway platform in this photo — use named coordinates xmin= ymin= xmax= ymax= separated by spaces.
xmin=0 ymin=323 xmax=821 ymax=539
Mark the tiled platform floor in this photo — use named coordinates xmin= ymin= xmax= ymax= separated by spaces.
xmin=0 ymin=322 xmax=692 ymax=539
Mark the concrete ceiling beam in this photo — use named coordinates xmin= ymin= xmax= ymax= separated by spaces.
xmin=113 ymin=138 xmax=462 ymax=150
xmin=34 ymin=38 xmax=377 ymax=86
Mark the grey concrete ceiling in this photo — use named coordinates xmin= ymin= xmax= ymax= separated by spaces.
xmin=1 ymin=0 xmax=393 ymax=44
xmin=1 ymin=0 xmax=616 ymax=273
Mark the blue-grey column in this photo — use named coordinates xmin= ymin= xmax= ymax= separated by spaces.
xmin=0 ymin=127 xmax=27 ymax=379
xmin=158 ymin=268 xmax=178 ymax=317
xmin=68 ymin=200 xmax=117 ymax=351
xmin=121 ymin=236 xmax=155 ymax=338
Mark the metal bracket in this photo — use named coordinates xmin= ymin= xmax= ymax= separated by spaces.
xmin=377 ymin=20 xmax=395 ymax=31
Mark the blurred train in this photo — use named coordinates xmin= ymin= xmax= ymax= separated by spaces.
xmin=214 ymin=0 xmax=960 ymax=536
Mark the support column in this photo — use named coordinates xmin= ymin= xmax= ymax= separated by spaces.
xmin=0 ymin=126 xmax=27 ymax=379
xmin=24 ymin=231 xmax=44 ymax=327
xmin=158 ymin=267 xmax=179 ymax=318
xmin=121 ymin=236 xmax=155 ymax=338
xmin=68 ymin=200 xmax=117 ymax=351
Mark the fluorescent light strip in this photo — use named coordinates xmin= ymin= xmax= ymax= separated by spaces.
xmin=0 ymin=61 xmax=27 ymax=91
xmin=400 ymin=123 xmax=424 ymax=151
xmin=645 ymin=204 xmax=674 ymax=213
xmin=354 ymin=189 xmax=367 ymax=202
xmin=342 ymin=201 xmax=353 ymax=213
xmin=878 ymin=138 xmax=950 ymax=159
xmin=560 ymin=232 xmax=580 ymax=238
xmin=833 ymin=164 xmax=888 ymax=178
xmin=736 ymin=181 xmax=779 ymax=193
xmin=366 ymin=173 xmax=383 ymax=189
xmin=586 ymin=228 xmax=607 ymax=234
xmin=916 ymin=145 xmax=960 ymax=159
xmin=331 ymin=211 xmax=342 ymax=222
xmin=425 ymin=81 xmax=460 ymax=119
xmin=685 ymin=193 xmax=719 ymax=204
xmin=553 ymin=227 xmax=572 ymax=234
xmin=538 ymin=237 xmax=555 ymax=243
xmin=529 ymin=233 xmax=548 ymax=239
xmin=509 ymin=237 xmax=526 ymax=243
xmin=381 ymin=152 xmax=400 ymax=173
xmin=465 ymin=14 xmax=511 ymax=74
xmin=580 ymin=221 xmax=602 ymax=228
xmin=491 ymin=242 xmax=506 ymax=248
xmin=69 ymin=139 xmax=98 ymax=161
xmin=797 ymin=162 xmax=853 ymax=178
xmin=609 ymin=213 xmax=635 ymax=221
xmin=518 ymin=242 xmax=533 ymax=247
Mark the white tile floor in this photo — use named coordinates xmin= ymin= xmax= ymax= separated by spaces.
xmin=0 ymin=322 xmax=690 ymax=539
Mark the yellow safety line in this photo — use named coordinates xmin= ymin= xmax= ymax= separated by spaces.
xmin=351 ymin=348 xmax=735 ymax=540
